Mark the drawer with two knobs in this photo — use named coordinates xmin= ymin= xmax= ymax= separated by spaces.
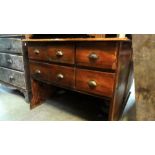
xmin=30 ymin=61 xmax=115 ymax=97
xmin=30 ymin=61 xmax=75 ymax=88
xmin=28 ymin=43 xmax=75 ymax=64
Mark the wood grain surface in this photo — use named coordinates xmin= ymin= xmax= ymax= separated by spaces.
xmin=28 ymin=43 xmax=75 ymax=64
xmin=76 ymin=68 xmax=115 ymax=97
xmin=76 ymin=42 xmax=118 ymax=70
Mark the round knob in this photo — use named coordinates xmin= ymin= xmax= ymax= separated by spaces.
xmin=7 ymin=44 xmax=12 ymax=50
xmin=35 ymin=69 xmax=41 ymax=74
xmin=89 ymin=53 xmax=98 ymax=60
xmin=57 ymin=73 xmax=64 ymax=80
xmin=34 ymin=49 xmax=40 ymax=54
xmin=56 ymin=50 xmax=63 ymax=57
xmin=7 ymin=59 xmax=13 ymax=64
xmin=88 ymin=80 xmax=97 ymax=88
xmin=9 ymin=75 xmax=14 ymax=81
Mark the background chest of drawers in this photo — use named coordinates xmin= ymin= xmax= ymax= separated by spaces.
xmin=0 ymin=35 xmax=31 ymax=102
xmin=24 ymin=38 xmax=133 ymax=120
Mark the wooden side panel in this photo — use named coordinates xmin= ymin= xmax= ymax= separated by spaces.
xmin=124 ymin=59 xmax=134 ymax=100
xmin=22 ymin=42 xmax=32 ymax=92
xmin=109 ymin=41 xmax=133 ymax=120
xmin=30 ymin=79 xmax=56 ymax=109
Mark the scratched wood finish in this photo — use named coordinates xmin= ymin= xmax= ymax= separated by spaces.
xmin=0 ymin=38 xmax=23 ymax=54
xmin=28 ymin=43 xmax=75 ymax=64
xmin=0 ymin=36 xmax=31 ymax=102
xmin=0 ymin=66 xmax=26 ymax=89
xmin=0 ymin=53 xmax=24 ymax=71
xmin=76 ymin=68 xmax=115 ymax=97
xmin=31 ymin=79 xmax=56 ymax=109
xmin=109 ymin=41 xmax=133 ymax=120
xmin=76 ymin=42 xmax=118 ymax=70
xmin=30 ymin=61 xmax=75 ymax=88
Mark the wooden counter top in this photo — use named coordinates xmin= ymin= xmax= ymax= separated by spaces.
xmin=23 ymin=38 xmax=130 ymax=42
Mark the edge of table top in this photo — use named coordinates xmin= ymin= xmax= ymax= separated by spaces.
xmin=22 ymin=37 xmax=130 ymax=42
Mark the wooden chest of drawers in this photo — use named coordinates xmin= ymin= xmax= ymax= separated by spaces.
xmin=24 ymin=38 xmax=133 ymax=120
xmin=0 ymin=36 xmax=31 ymax=102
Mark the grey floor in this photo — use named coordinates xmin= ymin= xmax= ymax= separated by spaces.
xmin=0 ymin=82 xmax=136 ymax=121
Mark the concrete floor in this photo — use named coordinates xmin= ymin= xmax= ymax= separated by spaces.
xmin=0 ymin=82 xmax=135 ymax=121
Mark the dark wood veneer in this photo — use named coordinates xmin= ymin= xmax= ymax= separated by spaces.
xmin=76 ymin=68 xmax=115 ymax=97
xmin=30 ymin=61 xmax=75 ymax=88
xmin=28 ymin=43 xmax=75 ymax=64
xmin=76 ymin=42 xmax=118 ymax=70
xmin=25 ymin=38 xmax=133 ymax=121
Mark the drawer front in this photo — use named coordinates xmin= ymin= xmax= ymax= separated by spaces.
xmin=76 ymin=42 xmax=118 ymax=70
xmin=76 ymin=69 xmax=115 ymax=97
xmin=30 ymin=61 xmax=51 ymax=82
xmin=0 ymin=38 xmax=22 ymax=54
xmin=49 ymin=64 xmax=75 ymax=88
xmin=0 ymin=67 xmax=26 ymax=89
xmin=0 ymin=53 xmax=24 ymax=71
xmin=28 ymin=43 xmax=75 ymax=64
xmin=30 ymin=61 xmax=75 ymax=88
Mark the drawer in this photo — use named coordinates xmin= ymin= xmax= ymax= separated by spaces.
xmin=30 ymin=61 xmax=75 ymax=88
xmin=28 ymin=43 xmax=75 ymax=64
xmin=0 ymin=67 xmax=26 ymax=89
xmin=0 ymin=38 xmax=22 ymax=54
xmin=76 ymin=69 xmax=115 ymax=97
xmin=76 ymin=42 xmax=118 ymax=70
xmin=0 ymin=53 xmax=24 ymax=71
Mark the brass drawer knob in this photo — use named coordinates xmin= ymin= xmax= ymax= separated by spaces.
xmin=34 ymin=49 xmax=40 ymax=54
xmin=9 ymin=75 xmax=14 ymax=81
xmin=57 ymin=73 xmax=64 ymax=80
xmin=88 ymin=80 xmax=97 ymax=88
xmin=35 ymin=69 xmax=41 ymax=74
xmin=56 ymin=50 xmax=63 ymax=57
xmin=7 ymin=59 xmax=13 ymax=64
xmin=89 ymin=53 xmax=98 ymax=60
